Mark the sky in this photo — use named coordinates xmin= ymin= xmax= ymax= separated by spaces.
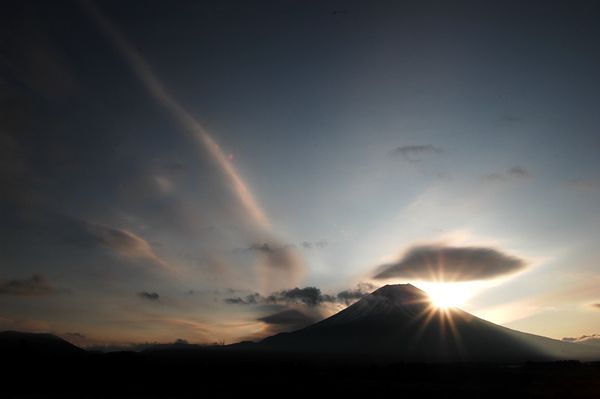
xmin=1 ymin=0 xmax=599 ymax=347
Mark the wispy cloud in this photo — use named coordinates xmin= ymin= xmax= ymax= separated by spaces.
xmin=82 ymin=0 xmax=269 ymax=231
xmin=0 ymin=274 xmax=57 ymax=296
xmin=76 ymin=220 xmax=175 ymax=274
xmin=233 ymin=243 xmax=306 ymax=288
xmin=82 ymin=1 xmax=306 ymax=290
xmin=566 ymin=178 xmax=600 ymax=192
xmin=388 ymin=144 xmax=443 ymax=163
xmin=483 ymin=166 xmax=530 ymax=182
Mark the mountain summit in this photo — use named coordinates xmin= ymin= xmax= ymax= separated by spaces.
xmin=371 ymin=283 xmax=428 ymax=302
xmin=259 ymin=284 xmax=600 ymax=362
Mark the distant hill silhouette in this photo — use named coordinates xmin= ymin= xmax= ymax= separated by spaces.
xmin=255 ymin=284 xmax=600 ymax=362
xmin=0 ymin=330 xmax=84 ymax=357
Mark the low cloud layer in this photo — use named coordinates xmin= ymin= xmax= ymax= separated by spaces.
xmin=254 ymin=307 xmax=325 ymax=337
xmin=0 ymin=274 xmax=57 ymax=296
xmin=562 ymin=334 xmax=600 ymax=347
xmin=224 ymin=283 xmax=376 ymax=307
xmin=257 ymin=309 xmax=318 ymax=330
xmin=388 ymin=145 xmax=443 ymax=163
xmin=267 ymin=287 xmax=334 ymax=306
xmin=373 ymin=244 xmax=526 ymax=282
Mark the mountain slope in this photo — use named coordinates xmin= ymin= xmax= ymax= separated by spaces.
xmin=259 ymin=284 xmax=600 ymax=362
xmin=0 ymin=330 xmax=85 ymax=357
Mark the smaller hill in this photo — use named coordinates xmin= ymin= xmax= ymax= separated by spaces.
xmin=0 ymin=330 xmax=85 ymax=357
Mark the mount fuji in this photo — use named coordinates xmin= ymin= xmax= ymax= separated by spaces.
xmin=256 ymin=284 xmax=600 ymax=362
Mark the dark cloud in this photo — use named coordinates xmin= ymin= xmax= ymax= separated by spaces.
xmin=301 ymin=240 xmax=328 ymax=249
xmin=336 ymin=283 xmax=377 ymax=305
xmin=483 ymin=166 xmax=530 ymax=181
xmin=137 ymin=291 xmax=160 ymax=301
xmin=562 ymin=334 xmax=600 ymax=347
xmin=388 ymin=145 xmax=443 ymax=163
xmin=224 ymin=283 xmax=376 ymax=307
xmin=592 ymin=303 xmax=600 ymax=309
xmin=246 ymin=243 xmax=275 ymax=254
xmin=223 ymin=293 xmax=260 ymax=305
xmin=373 ymin=244 xmax=526 ymax=282
xmin=508 ymin=166 xmax=529 ymax=178
xmin=223 ymin=297 xmax=245 ymax=304
xmin=0 ymin=274 xmax=57 ymax=296
xmin=266 ymin=287 xmax=334 ymax=307
xmin=239 ymin=240 xmax=327 ymax=253
xmin=258 ymin=309 xmax=318 ymax=331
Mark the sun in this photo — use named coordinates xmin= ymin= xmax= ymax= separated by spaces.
xmin=422 ymin=283 xmax=472 ymax=309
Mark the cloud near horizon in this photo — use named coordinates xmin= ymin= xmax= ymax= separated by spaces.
xmin=562 ymin=334 xmax=600 ymax=347
xmin=373 ymin=244 xmax=526 ymax=282
xmin=224 ymin=283 xmax=376 ymax=307
xmin=254 ymin=307 xmax=326 ymax=338
xmin=257 ymin=309 xmax=318 ymax=330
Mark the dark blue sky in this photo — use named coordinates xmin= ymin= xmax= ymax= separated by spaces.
xmin=1 ymin=0 xmax=599 ymax=344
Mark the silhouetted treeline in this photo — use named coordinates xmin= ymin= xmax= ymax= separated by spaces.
xmin=4 ymin=348 xmax=600 ymax=398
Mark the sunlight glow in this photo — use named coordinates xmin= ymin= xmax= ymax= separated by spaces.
xmin=422 ymin=283 xmax=473 ymax=309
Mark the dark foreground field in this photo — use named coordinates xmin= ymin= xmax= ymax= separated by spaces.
xmin=4 ymin=349 xmax=600 ymax=398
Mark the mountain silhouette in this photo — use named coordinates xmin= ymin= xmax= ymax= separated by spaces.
xmin=257 ymin=284 xmax=600 ymax=362
xmin=0 ymin=330 xmax=84 ymax=357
